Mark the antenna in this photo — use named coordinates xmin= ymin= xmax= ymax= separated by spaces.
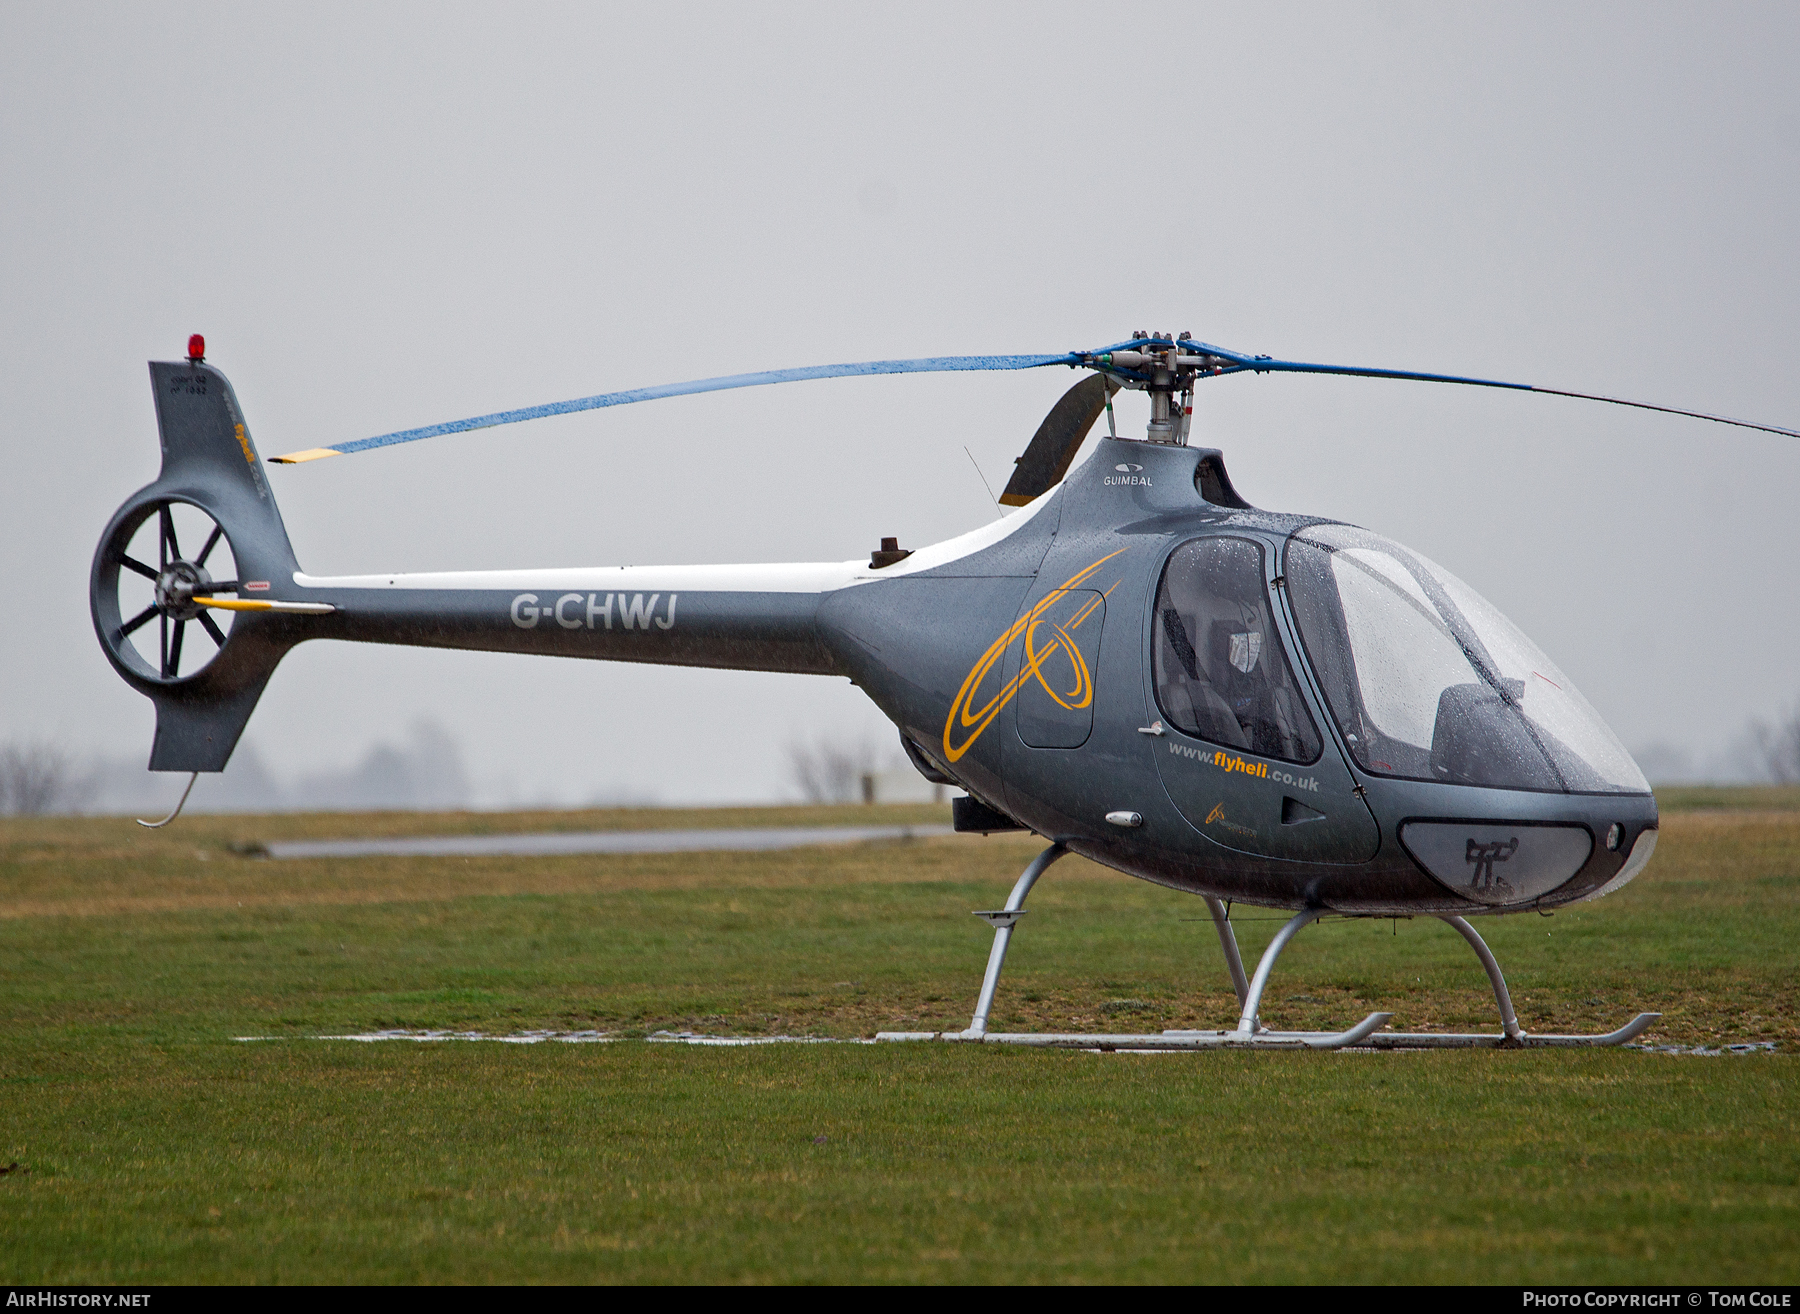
xmin=964 ymin=445 xmax=1001 ymax=517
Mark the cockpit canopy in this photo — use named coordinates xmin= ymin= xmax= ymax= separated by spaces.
xmin=1283 ymin=524 xmax=1649 ymax=795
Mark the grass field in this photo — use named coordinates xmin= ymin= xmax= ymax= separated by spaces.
xmin=1 ymin=792 xmax=1795 ymax=1283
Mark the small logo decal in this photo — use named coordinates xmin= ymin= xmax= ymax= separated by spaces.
xmin=1228 ymin=630 xmax=1262 ymax=674
xmin=1466 ymin=837 xmax=1519 ymax=891
xmin=1114 ymin=463 xmax=1144 ymax=473
xmin=1204 ymin=801 xmax=1256 ymax=838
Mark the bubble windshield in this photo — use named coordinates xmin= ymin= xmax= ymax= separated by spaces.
xmin=1284 ymin=525 xmax=1648 ymax=794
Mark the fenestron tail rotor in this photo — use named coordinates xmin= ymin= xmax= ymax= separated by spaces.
xmin=97 ymin=500 xmax=333 ymax=685
xmin=99 ymin=499 xmax=240 ymax=683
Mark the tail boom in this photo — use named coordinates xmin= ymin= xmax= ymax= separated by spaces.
xmin=285 ymin=564 xmax=861 ymax=675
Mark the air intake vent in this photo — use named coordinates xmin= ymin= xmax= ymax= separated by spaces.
xmin=1281 ymin=796 xmax=1326 ymax=825
xmin=1194 ymin=451 xmax=1252 ymax=508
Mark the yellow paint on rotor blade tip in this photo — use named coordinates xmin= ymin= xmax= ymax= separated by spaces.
xmin=267 ymin=447 xmax=341 ymax=464
xmin=192 ymin=597 xmax=335 ymax=615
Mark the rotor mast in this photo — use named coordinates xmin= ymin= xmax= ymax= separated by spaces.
xmin=1082 ymin=330 xmax=1240 ymax=445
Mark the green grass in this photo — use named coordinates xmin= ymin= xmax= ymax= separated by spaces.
xmin=1654 ymin=784 xmax=1800 ymax=813
xmin=1 ymin=800 xmax=1796 ymax=1283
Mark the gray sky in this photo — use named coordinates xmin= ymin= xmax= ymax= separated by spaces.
xmin=4 ymin=2 xmax=1798 ymax=805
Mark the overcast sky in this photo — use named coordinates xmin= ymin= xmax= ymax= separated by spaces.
xmin=4 ymin=2 xmax=1798 ymax=806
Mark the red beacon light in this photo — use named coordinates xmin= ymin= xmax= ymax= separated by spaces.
xmin=187 ymin=334 xmax=205 ymax=362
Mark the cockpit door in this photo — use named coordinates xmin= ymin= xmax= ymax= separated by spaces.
xmin=1146 ymin=534 xmax=1379 ymax=864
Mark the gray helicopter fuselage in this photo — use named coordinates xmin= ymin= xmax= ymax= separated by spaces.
xmin=816 ymin=438 xmax=1656 ymax=915
xmin=95 ymin=361 xmax=1656 ymax=918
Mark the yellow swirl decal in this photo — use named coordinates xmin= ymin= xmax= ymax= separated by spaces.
xmin=941 ymin=551 xmax=1125 ymax=762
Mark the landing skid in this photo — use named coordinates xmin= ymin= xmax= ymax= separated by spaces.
xmin=875 ymin=843 xmax=1659 ymax=1052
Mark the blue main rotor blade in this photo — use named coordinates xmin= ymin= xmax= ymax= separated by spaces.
xmin=1209 ymin=356 xmax=1533 ymax=391
xmin=1197 ymin=355 xmax=1800 ymax=439
xmin=278 ymin=353 xmax=1091 ymax=461
xmin=269 ymin=335 xmax=1799 ymax=464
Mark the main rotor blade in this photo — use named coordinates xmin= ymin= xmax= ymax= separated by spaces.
xmin=266 ymin=333 xmax=1798 ymax=468
xmin=1185 ymin=346 xmax=1800 ymax=440
xmin=1519 ymin=385 xmax=1800 ymax=439
xmin=1000 ymin=373 xmax=1119 ymax=506
xmin=268 ymin=353 xmax=1096 ymax=464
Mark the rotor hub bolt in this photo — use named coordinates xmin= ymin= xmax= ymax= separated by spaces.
xmin=154 ymin=560 xmax=212 ymax=622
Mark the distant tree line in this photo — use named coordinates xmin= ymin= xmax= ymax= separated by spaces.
xmin=785 ymin=735 xmax=882 ymax=804
xmin=0 ymin=720 xmax=474 ymax=816
xmin=0 ymin=740 xmax=84 ymax=815
xmin=1754 ymin=700 xmax=1800 ymax=784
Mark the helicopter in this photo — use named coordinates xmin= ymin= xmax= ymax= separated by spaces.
xmin=90 ymin=332 xmax=1800 ymax=1050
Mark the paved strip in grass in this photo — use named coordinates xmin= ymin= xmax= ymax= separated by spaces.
xmin=266 ymin=824 xmax=953 ymax=860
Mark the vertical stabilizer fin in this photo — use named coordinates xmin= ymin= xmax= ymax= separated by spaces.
xmin=1000 ymin=373 xmax=1118 ymax=507
xmin=91 ymin=360 xmax=308 ymax=772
